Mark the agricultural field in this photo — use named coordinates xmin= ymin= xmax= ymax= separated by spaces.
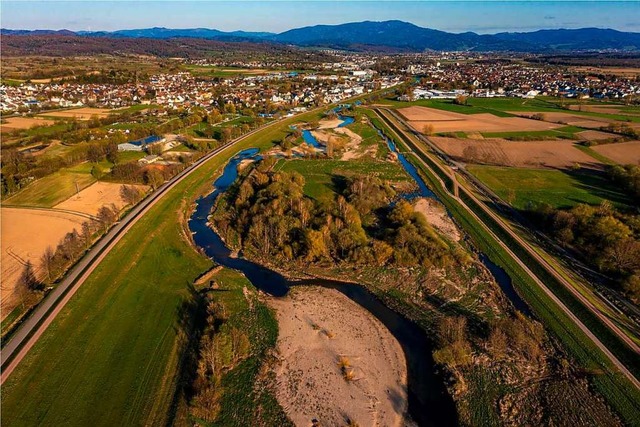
xmin=431 ymin=137 xmax=602 ymax=169
xmin=0 ymin=116 xmax=56 ymax=133
xmin=467 ymin=165 xmax=628 ymax=210
xmin=0 ymin=207 xmax=87 ymax=319
xmin=591 ymin=141 xmax=640 ymax=165
xmin=39 ymin=107 xmax=114 ymax=120
xmin=0 ymin=108 xmax=326 ymax=426
xmin=399 ymin=106 xmax=561 ymax=133
xmin=183 ymin=64 xmax=272 ymax=78
xmin=4 ymin=165 xmax=98 ymax=207
xmin=54 ymin=181 xmax=148 ymax=216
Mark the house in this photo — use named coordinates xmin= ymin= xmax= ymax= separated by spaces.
xmin=118 ymin=135 xmax=165 ymax=152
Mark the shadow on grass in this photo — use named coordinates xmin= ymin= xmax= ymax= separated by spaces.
xmin=561 ymin=168 xmax=629 ymax=209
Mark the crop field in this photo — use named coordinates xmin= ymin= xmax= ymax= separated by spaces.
xmin=576 ymin=130 xmax=619 ymax=142
xmin=277 ymin=158 xmax=410 ymax=199
xmin=399 ymin=106 xmax=560 ymax=133
xmin=0 ymin=116 xmax=56 ymax=133
xmin=5 ymin=166 xmax=97 ymax=207
xmin=54 ymin=182 xmax=148 ymax=216
xmin=591 ymin=141 xmax=640 ymax=165
xmin=0 ymin=207 xmax=87 ymax=319
xmin=431 ymin=137 xmax=602 ymax=169
xmin=467 ymin=165 xmax=628 ymax=210
xmin=0 ymin=108 xmax=329 ymax=426
xmin=39 ymin=107 xmax=113 ymax=120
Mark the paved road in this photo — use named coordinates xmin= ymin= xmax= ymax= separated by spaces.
xmin=0 ymin=120 xmax=276 ymax=383
xmin=373 ymin=107 xmax=640 ymax=390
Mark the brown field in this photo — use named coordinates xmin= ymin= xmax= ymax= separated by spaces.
xmin=568 ymin=105 xmax=639 ymax=116
xmin=431 ymin=137 xmax=602 ymax=169
xmin=54 ymin=181 xmax=148 ymax=216
xmin=399 ymin=106 xmax=560 ymax=133
xmin=591 ymin=141 xmax=640 ymax=165
xmin=507 ymin=111 xmax=613 ymax=129
xmin=1 ymin=208 xmax=86 ymax=319
xmin=0 ymin=116 xmax=55 ymax=133
xmin=577 ymin=130 xmax=618 ymax=142
xmin=39 ymin=107 xmax=113 ymax=120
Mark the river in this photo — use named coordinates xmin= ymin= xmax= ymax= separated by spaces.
xmin=187 ymin=115 xmax=529 ymax=426
xmin=188 ymin=147 xmax=458 ymax=427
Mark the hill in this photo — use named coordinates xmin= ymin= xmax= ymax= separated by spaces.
xmin=3 ymin=21 xmax=640 ymax=52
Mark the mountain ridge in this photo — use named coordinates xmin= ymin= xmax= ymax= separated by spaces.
xmin=3 ymin=20 xmax=640 ymax=52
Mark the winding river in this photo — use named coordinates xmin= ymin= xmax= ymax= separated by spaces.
xmin=188 ymin=115 xmax=531 ymax=426
xmin=188 ymin=147 xmax=458 ymax=427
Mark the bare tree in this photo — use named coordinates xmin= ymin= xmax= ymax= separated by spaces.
xmin=40 ymin=246 xmax=56 ymax=284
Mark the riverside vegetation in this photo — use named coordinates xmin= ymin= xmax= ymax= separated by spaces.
xmin=208 ymin=122 xmax=623 ymax=425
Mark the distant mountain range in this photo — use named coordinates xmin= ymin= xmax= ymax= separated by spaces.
xmin=3 ymin=20 xmax=640 ymax=52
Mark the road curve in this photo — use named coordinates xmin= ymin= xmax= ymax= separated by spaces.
xmin=373 ymin=107 xmax=640 ymax=391
xmin=0 ymin=119 xmax=279 ymax=383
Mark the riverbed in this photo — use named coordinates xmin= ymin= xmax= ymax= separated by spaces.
xmin=188 ymin=147 xmax=457 ymax=426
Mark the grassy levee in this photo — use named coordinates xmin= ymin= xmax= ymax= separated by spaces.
xmin=0 ymin=111 xmax=322 ymax=426
xmin=372 ymin=110 xmax=640 ymax=423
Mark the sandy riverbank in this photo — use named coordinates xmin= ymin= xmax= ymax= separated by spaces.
xmin=269 ymin=286 xmax=408 ymax=427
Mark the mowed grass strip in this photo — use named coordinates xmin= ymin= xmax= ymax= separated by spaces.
xmin=0 ymin=112 xmax=321 ymax=426
xmin=467 ymin=165 xmax=628 ymax=210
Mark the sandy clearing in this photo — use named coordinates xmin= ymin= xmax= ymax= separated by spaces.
xmin=317 ymin=118 xmax=344 ymax=129
xmin=310 ymin=130 xmax=331 ymax=144
xmin=592 ymin=141 xmax=640 ymax=165
xmin=414 ymin=198 xmax=461 ymax=241
xmin=336 ymin=127 xmax=366 ymax=161
xmin=39 ymin=108 xmax=113 ymax=120
xmin=431 ymin=137 xmax=602 ymax=169
xmin=54 ymin=181 xmax=148 ymax=216
xmin=400 ymin=106 xmax=560 ymax=133
xmin=1 ymin=208 xmax=86 ymax=319
xmin=0 ymin=117 xmax=56 ymax=132
xmin=270 ymin=286 xmax=407 ymax=427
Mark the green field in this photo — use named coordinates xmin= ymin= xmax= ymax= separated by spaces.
xmin=0 ymin=109 xmax=325 ymax=426
xmin=278 ymin=158 xmax=410 ymax=199
xmin=5 ymin=165 xmax=97 ymax=207
xmin=467 ymin=165 xmax=628 ymax=210
xmin=201 ymin=269 xmax=290 ymax=426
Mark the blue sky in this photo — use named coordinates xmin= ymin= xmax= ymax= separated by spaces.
xmin=2 ymin=1 xmax=639 ymax=34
